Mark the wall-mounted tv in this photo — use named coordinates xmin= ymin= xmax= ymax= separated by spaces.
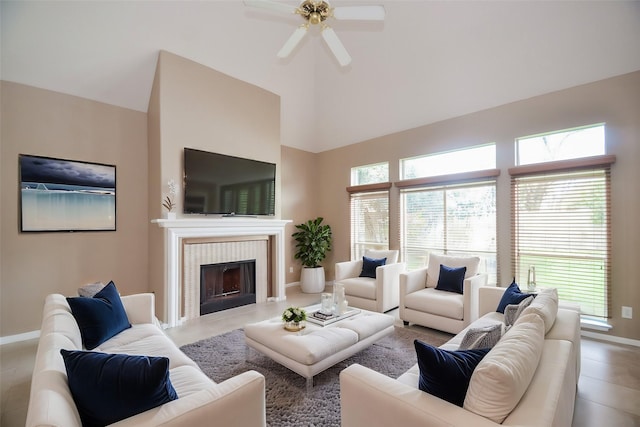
xmin=183 ymin=148 xmax=275 ymax=216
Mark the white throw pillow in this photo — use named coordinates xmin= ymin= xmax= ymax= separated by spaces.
xmin=521 ymin=288 xmax=558 ymax=333
xmin=504 ymin=295 xmax=535 ymax=327
xmin=463 ymin=312 xmax=545 ymax=423
xmin=77 ymin=282 xmax=106 ymax=298
xmin=426 ymin=253 xmax=480 ymax=288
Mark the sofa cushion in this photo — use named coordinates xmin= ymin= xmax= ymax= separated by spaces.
xmin=464 ymin=312 xmax=545 ymax=423
xmin=414 ymin=340 xmax=489 ymax=407
xmin=365 ymin=249 xmax=398 ymax=264
xmin=340 ymin=277 xmax=377 ymax=300
xmin=426 ymin=254 xmax=480 ymax=288
xmin=67 ymin=281 xmax=131 ymax=350
xmin=495 ymin=279 xmax=534 ymax=313
xmin=504 ymin=295 xmax=535 ymax=327
xmin=60 ymin=349 xmax=178 ymax=427
xmin=435 ymin=265 xmax=466 ymax=294
xmin=404 ymin=287 xmax=464 ymax=320
xmin=459 ymin=323 xmax=503 ymax=350
xmin=521 ymin=288 xmax=559 ymax=333
xmin=359 ymin=256 xmax=387 ymax=278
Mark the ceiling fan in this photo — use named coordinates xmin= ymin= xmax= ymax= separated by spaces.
xmin=244 ymin=0 xmax=385 ymax=66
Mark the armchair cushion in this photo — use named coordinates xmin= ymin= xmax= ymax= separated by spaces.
xmin=435 ymin=265 xmax=466 ymax=294
xmin=414 ymin=340 xmax=489 ymax=407
xmin=426 ymin=254 xmax=480 ymax=288
xmin=359 ymin=256 xmax=387 ymax=278
xmin=404 ymin=288 xmax=464 ymax=320
xmin=365 ymin=249 xmax=399 ymax=264
xmin=496 ymin=279 xmax=534 ymax=313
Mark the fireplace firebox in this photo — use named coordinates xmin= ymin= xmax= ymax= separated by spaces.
xmin=200 ymin=259 xmax=256 ymax=315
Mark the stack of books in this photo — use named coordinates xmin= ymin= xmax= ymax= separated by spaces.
xmin=312 ymin=311 xmax=335 ymax=321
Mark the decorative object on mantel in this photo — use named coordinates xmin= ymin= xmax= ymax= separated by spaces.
xmin=292 ymin=217 xmax=332 ymax=293
xmin=244 ymin=0 xmax=385 ymax=67
xmin=282 ymin=306 xmax=307 ymax=331
xmin=162 ymin=179 xmax=178 ymax=220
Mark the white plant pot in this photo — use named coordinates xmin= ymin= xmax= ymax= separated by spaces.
xmin=165 ymin=212 xmax=176 ymax=220
xmin=300 ymin=267 xmax=326 ymax=293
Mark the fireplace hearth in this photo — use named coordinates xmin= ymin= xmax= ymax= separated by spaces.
xmin=200 ymin=259 xmax=256 ymax=315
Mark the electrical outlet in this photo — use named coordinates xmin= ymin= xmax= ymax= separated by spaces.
xmin=289 ymin=267 xmax=294 ymax=273
xmin=622 ymin=306 xmax=633 ymax=319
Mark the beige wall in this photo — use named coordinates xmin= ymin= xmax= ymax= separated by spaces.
xmin=280 ymin=146 xmax=318 ymax=283
xmin=0 ymin=81 xmax=149 ymax=337
xmin=147 ymin=51 xmax=281 ymax=322
xmin=317 ymin=71 xmax=640 ymax=341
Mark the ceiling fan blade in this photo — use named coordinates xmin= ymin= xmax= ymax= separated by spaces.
xmin=321 ymin=26 xmax=351 ymax=67
xmin=333 ymin=5 xmax=385 ymax=21
xmin=277 ymin=26 xmax=308 ymax=58
xmin=243 ymin=0 xmax=297 ymax=15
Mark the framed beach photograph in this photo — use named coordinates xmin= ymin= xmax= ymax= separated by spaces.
xmin=19 ymin=154 xmax=116 ymax=232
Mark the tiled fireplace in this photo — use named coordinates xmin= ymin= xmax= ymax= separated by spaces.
xmin=153 ymin=217 xmax=291 ymax=327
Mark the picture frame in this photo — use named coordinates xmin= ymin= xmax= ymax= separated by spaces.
xmin=19 ymin=154 xmax=116 ymax=232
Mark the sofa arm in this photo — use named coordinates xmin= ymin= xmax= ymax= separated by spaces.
xmin=400 ymin=268 xmax=428 ymax=296
xmin=478 ymin=286 xmax=507 ymax=318
xmin=111 ymin=370 xmax=266 ymax=427
xmin=376 ymin=262 xmax=407 ymax=311
xmin=340 ymin=364 xmax=499 ymax=427
xmin=462 ymin=274 xmax=490 ymax=323
xmin=335 ymin=260 xmax=363 ymax=281
xmin=120 ymin=293 xmax=155 ymax=325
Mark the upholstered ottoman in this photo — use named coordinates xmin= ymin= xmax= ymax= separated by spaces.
xmin=244 ymin=308 xmax=394 ymax=389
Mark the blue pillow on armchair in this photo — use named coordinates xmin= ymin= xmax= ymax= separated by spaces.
xmin=61 ymin=349 xmax=178 ymax=427
xmin=435 ymin=264 xmax=467 ymax=294
xmin=359 ymin=256 xmax=387 ymax=278
xmin=496 ymin=279 xmax=534 ymax=313
xmin=67 ymin=281 xmax=131 ymax=350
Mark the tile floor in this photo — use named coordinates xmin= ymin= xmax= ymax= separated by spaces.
xmin=1 ymin=286 xmax=639 ymax=426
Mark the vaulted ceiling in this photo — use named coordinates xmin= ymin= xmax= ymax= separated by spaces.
xmin=2 ymin=1 xmax=639 ymax=153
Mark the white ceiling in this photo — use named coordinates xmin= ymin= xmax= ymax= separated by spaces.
xmin=2 ymin=0 xmax=640 ymax=153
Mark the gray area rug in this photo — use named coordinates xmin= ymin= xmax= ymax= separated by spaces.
xmin=180 ymin=326 xmax=451 ymax=427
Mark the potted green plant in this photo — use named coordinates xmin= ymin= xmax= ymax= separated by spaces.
xmin=292 ymin=217 xmax=332 ymax=293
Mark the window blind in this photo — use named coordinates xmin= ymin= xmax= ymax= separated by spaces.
xmin=400 ymin=180 xmax=497 ymax=283
xmin=350 ymin=190 xmax=390 ymax=260
xmin=511 ymin=167 xmax=611 ymax=318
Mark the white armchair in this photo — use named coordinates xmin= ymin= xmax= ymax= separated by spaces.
xmin=335 ymin=250 xmax=406 ymax=313
xmin=399 ymin=253 xmax=490 ymax=334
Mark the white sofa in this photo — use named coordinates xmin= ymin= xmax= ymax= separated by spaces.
xmin=26 ymin=292 xmax=266 ymax=427
xmin=340 ymin=286 xmax=581 ymax=427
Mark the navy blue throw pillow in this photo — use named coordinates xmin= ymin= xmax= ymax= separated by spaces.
xmin=60 ymin=349 xmax=178 ymax=427
xmin=496 ymin=278 xmax=534 ymax=313
xmin=67 ymin=281 xmax=131 ymax=350
xmin=435 ymin=264 xmax=467 ymax=294
xmin=414 ymin=340 xmax=489 ymax=407
xmin=359 ymin=256 xmax=387 ymax=278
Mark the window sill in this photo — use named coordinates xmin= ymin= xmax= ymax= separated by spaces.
xmin=580 ymin=317 xmax=612 ymax=332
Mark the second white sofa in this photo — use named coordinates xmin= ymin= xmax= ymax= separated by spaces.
xmin=341 ymin=286 xmax=581 ymax=427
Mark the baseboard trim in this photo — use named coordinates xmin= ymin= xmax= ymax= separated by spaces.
xmin=0 ymin=330 xmax=40 ymax=346
xmin=581 ymin=330 xmax=640 ymax=347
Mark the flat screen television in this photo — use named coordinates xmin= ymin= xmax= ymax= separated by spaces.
xmin=183 ymin=148 xmax=276 ymax=216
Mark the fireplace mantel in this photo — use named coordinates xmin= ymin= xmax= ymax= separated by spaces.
xmin=152 ymin=217 xmax=291 ymax=327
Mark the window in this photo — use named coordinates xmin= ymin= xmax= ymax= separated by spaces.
xmin=516 ymin=124 xmax=605 ymax=165
xmin=400 ymin=182 xmax=497 ymax=282
xmin=402 ymin=144 xmax=495 ymax=179
xmin=349 ymin=163 xmax=390 ymax=259
xmin=511 ymin=125 xmax=613 ymax=318
xmin=398 ymin=145 xmax=498 ymax=282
